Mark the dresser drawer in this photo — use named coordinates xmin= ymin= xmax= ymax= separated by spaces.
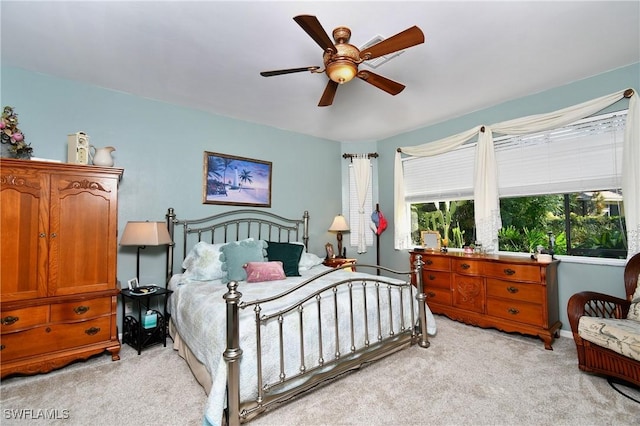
xmin=486 ymin=279 xmax=544 ymax=304
xmin=1 ymin=305 xmax=49 ymax=333
xmin=484 ymin=263 xmax=541 ymax=283
xmin=421 ymin=270 xmax=451 ymax=289
xmin=419 ymin=255 xmax=450 ymax=272
xmin=50 ymin=297 xmax=112 ymax=322
xmin=486 ymin=298 xmax=543 ymax=327
xmin=452 ymin=259 xmax=482 ymax=276
xmin=424 ymin=286 xmax=452 ymax=306
xmin=0 ymin=316 xmax=112 ymax=361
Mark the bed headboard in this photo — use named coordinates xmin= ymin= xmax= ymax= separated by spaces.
xmin=165 ymin=208 xmax=309 ymax=282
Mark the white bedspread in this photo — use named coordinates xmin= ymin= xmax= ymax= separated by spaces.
xmin=168 ymin=266 xmax=437 ymax=426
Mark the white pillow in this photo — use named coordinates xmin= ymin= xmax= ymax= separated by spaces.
xmin=182 ymin=242 xmax=225 ymax=281
xmin=298 ymin=252 xmax=325 ymax=271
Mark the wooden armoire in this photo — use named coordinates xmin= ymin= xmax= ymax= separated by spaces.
xmin=1 ymin=158 xmax=123 ymax=377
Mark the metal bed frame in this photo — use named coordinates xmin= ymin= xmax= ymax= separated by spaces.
xmin=165 ymin=208 xmax=429 ymax=425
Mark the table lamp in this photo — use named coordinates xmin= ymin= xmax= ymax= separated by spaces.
xmin=120 ymin=221 xmax=172 ymax=281
xmin=328 ymin=214 xmax=350 ymax=258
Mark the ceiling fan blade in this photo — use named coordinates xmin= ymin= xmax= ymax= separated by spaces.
xmin=318 ymin=80 xmax=339 ymax=107
xmin=359 ymin=26 xmax=425 ymax=61
xmin=260 ymin=66 xmax=320 ymax=77
xmin=357 ymin=71 xmax=405 ymax=95
xmin=294 ymin=15 xmax=336 ymax=53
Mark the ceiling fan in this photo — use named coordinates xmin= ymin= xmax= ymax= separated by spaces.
xmin=260 ymin=15 xmax=425 ymax=107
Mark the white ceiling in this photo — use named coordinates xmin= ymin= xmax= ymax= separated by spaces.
xmin=2 ymin=1 xmax=639 ymax=142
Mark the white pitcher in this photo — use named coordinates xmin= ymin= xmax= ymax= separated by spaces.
xmin=90 ymin=145 xmax=115 ymax=167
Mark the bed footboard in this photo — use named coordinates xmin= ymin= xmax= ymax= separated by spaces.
xmin=224 ymin=258 xmax=427 ymax=425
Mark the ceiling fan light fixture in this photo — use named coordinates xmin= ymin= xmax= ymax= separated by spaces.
xmin=327 ymin=60 xmax=357 ymax=84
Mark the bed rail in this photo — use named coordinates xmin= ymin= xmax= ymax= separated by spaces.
xmin=224 ymin=258 xmax=427 ymax=425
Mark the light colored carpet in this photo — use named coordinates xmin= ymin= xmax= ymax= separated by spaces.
xmin=1 ymin=316 xmax=639 ymax=425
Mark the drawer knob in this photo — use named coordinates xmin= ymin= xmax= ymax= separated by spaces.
xmin=508 ymin=308 xmax=520 ymax=315
xmin=427 ymin=291 xmax=436 ymax=298
xmin=425 ymin=259 xmax=433 ymax=265
xmin=503 ymin=268 xmax=516 ymax=276
xmin=428 ymin=274 xmax=436 ymax=281
xmin=85 ymin=327 xmax=100 ymax=336
xmin=0 ymin=344 xmax=5 ymax=351
xmin=74 ymin=305 xmax=90 ymax=315
xmin=506 ymin=286 xmax=519 ymax=294
xmin=1 ymin=315 xmax=19 ymax=326
xmin=460 ymin=263 xmax=471 ymax=270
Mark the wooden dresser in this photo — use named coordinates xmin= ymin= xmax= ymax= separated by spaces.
xmin=410 ymin=250 xmax=561 ymax=349
xmin=1 ymin=159 xmax=123 ymax=377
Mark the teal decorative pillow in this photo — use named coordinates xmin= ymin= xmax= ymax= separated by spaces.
xmin=220 ymin=239 xmax=267 ymax=283
xmin=266 ymin=241 xmax=304 ymax=276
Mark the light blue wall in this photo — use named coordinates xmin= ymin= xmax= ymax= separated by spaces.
xmin=375 ymin=62 xmax=640 ymax=333
xmin=1 ymin=66 xmax=344 ymax=291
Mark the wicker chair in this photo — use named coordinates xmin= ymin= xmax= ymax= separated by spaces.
xmin=567 ymin=252 xmax=640 ymax=387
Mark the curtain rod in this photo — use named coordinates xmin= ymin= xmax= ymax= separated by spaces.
xmin=342 ymin=152 xmax=379 ymax=161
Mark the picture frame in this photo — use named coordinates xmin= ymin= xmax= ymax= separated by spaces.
xmin=127 ymin=277 xmax=139 ymax=291
xmin=421 ymin=231 xmax=441 ymax=251
xmin=325 ymin=242 xmax=335 ymax=259
xmin=203 ymin=151 xmax=272 ymax=207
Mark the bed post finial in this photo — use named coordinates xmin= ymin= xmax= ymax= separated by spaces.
xmin=224 ymin=281 xmax=243 ymax=426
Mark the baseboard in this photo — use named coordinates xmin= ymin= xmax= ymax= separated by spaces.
xmin=559 ymin=329 xmax=573 ymax=339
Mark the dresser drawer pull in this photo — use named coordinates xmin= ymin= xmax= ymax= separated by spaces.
xmin=426 ymin=291 xmax=436 ymax=298
xmin=507 ymin=308 xmax=520 ymax=315
xmin=1 ymin=315 xmax=19 ymax=326
xmin=503 ymin=268 xmax=516 ymax=276
xmin=0 ymin=345 xmax=5 ymax=351
xmin=460 ymin=263 xmax=471 ymax=270
xmin=74 ymin=305 xmax=90 ymax=315
xmin=85 ymin=327 xmax=101 ymax=336
xmin=425 ymin=259 xmax=433 ymax=265
xmin=428 ymin=274 xmax=436 ymax=281
xmin=506 ymin=286 xmax=519 ymax=294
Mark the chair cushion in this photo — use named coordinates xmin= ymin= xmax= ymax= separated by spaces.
xmin=578 ymin=316 xmax=640 ymax=361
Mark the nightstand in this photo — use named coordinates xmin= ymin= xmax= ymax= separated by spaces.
xmin=120 ymin=286 xmax=173 ymax=355
xmin=323 ymin=257 xmax=357 ymax=271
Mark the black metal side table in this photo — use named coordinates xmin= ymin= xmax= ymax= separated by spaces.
xmin=120 ymin=286 xmax=173 ymax=355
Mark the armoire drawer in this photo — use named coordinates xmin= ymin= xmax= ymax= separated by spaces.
xmin=484 ymin=263 xmax=541 ymax=283
xmin=1 ymin=305 xmax=49 ymax=333
xmin=486 ymin=298 xmax=543 ymax=327
xmin=50 ymin=297 xmax=112 ymax=322
xmin=0 ymin=316 xmax=112 ymax=361
xmin=486 ymin=279 xmax=544 ymax=304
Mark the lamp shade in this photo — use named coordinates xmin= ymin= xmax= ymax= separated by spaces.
xmin=328 ymin=215 xmax=350 ymax=232
xmin=120 ymin=221 xmax=172 ymax=246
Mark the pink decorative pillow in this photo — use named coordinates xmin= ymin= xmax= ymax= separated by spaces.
xmin=243 ymin=261 xmax=286 ymax=283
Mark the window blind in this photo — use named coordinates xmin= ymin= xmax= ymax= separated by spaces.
xmin=402 ymin=110 xmax=627 ymax=203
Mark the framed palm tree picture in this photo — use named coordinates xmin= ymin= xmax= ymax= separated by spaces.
xmin=203 ymin=151 xmax=272 ymax=207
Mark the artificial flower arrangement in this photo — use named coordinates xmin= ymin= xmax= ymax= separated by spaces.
xmin=1 ymin=106 xmax=33 ymax=159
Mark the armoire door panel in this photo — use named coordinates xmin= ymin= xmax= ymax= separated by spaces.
xmin=48 ymin=175 xmax=118 ymax=296
xmin=0 ymin=168 xmax=49 ymax=301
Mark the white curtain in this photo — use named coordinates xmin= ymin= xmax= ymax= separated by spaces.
xmin=395 ymin=88 xmax=639 ymax=258
xmin=352 ymin=155 xmax=372 ymax=254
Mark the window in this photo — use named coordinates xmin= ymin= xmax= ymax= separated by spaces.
xmin=405 ymin=110 xmax=628 ymax=259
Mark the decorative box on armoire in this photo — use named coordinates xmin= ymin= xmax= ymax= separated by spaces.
xmin=1 ymin=158 xmax=124 ymax=377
